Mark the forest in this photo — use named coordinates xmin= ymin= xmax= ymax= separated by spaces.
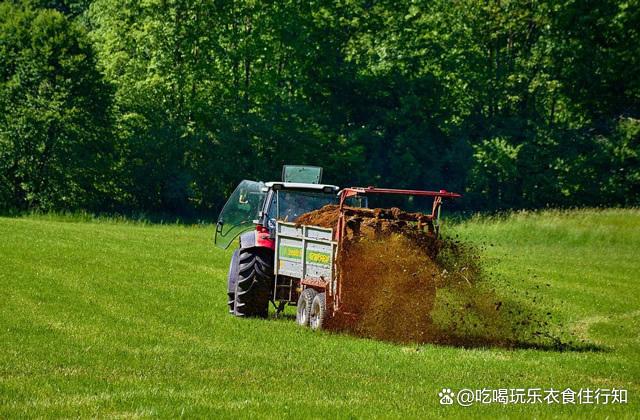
xmin=1 ymin=0 xmax=638 ymax=218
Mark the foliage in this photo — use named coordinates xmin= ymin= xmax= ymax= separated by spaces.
xmin=0 ymin=2 xmax=113 ymax=211
xmin=0 ymin=0 xmax=638 ymax=216
xmin=470 ymin=137 xmax=522 ymax=208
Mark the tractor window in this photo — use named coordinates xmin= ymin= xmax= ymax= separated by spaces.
xmin=268 ymin=190 xmax=337 ymax=223
xmin=215 ymin=180 xmax=266 ymax=249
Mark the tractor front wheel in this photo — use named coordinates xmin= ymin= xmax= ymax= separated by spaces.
xmin=234 ymin=247 xmax=274 ymax=318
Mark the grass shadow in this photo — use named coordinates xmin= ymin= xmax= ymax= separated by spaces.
xmin=427 ymin=334 xmax=607 ymax=353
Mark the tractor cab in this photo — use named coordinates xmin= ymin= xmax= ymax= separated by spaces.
xmin=214 ymin=166 xmax=340 ymax=249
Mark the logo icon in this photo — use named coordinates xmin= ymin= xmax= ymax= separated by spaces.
xmin=439 ymin=388 xmax=455 ymax=405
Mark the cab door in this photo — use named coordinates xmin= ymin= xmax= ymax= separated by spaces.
xmin=214 ymin=180 xmax=266 ymax=249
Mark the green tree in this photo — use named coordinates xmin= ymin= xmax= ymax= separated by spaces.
xmin=4 ymin=0 xmax=636 ymax=215
xmin=0 ymin=2 xmax=113 ymax=211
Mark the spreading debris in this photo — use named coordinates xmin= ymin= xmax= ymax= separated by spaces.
xmin=296 ymin=205 xmax=558 ymax=347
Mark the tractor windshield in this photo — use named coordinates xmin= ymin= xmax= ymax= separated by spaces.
xmin=267 ymin=189 xmax=338 ymax=224
xmin=215 ymin=180 xmax=266 ymax=249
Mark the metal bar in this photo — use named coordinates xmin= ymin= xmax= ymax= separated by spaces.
xmin=288 ymin=276 xmax=293 ymax=303
xmin=300 ymin=278 xmax=328 ymax=288
xmin=347 ymin=187 xmax=461 ymax=198
xmin=273 ymin=225 xmax=280 ymax=299
xmin=301 ymin=225 xmax=306 ymax=281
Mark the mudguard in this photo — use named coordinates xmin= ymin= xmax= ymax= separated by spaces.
xmin=239 ymin=229 xmax=275 ymax=250
xmin=238 ymin=230 xmax=256 ymax=249
xmin=227 ymin=248 xmax=240 ymax=294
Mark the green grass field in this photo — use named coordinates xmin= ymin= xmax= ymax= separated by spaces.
xmin=1 ymin=210 xmax=638 ymax=418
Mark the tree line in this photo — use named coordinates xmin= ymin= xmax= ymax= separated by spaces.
xmin=1 ymin=0 xmax=638 ymax=218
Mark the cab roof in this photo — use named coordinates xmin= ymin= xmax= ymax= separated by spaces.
xmin=264 ymin=182 xmax=339 ymax=192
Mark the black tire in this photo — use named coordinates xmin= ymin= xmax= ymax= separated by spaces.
xmin=309 ymin=293 xmax=327 ymax=331
xmin=296 ymin=288 xmax=317 ymax=326
xmin=227 ymin=249 xmax=240 ymax=314
xmin=234 ymin=247 xmax=274 ymax=318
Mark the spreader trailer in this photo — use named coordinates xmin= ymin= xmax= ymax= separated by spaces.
xmin=276 ymin=187 xmax=462 ymax=330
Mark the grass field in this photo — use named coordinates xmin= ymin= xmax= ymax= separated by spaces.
xmin=1 ymin=210 xmax=638 ymax=418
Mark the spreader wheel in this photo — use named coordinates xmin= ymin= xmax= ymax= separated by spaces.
xmin=296 ymin=288 xmax=317 ymax=326
xmin=309 ymin=293 xmax=327 ymax=331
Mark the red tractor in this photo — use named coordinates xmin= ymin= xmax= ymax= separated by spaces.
xmin=215 ymin=166 xmax=342 ymax=317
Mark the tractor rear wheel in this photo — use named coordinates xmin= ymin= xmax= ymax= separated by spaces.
xmin=296 ymin=288 xmax=317 ymax=326
xmin=234 ymin=247 xmax=274 ymax=318
xmin=309 ymin=293 xmax=327 ymax=330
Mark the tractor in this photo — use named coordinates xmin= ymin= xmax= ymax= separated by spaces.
xmin=215 ymin=165 xmax=460 ymax=328
xmin=215 ymin=166 xmax=343 ymax=317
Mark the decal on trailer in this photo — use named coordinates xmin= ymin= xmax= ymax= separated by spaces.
xmin=306 ymin=250 xmax=331 ymax=265
xmin=279 ymin=244 xmax=302 ymax=260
